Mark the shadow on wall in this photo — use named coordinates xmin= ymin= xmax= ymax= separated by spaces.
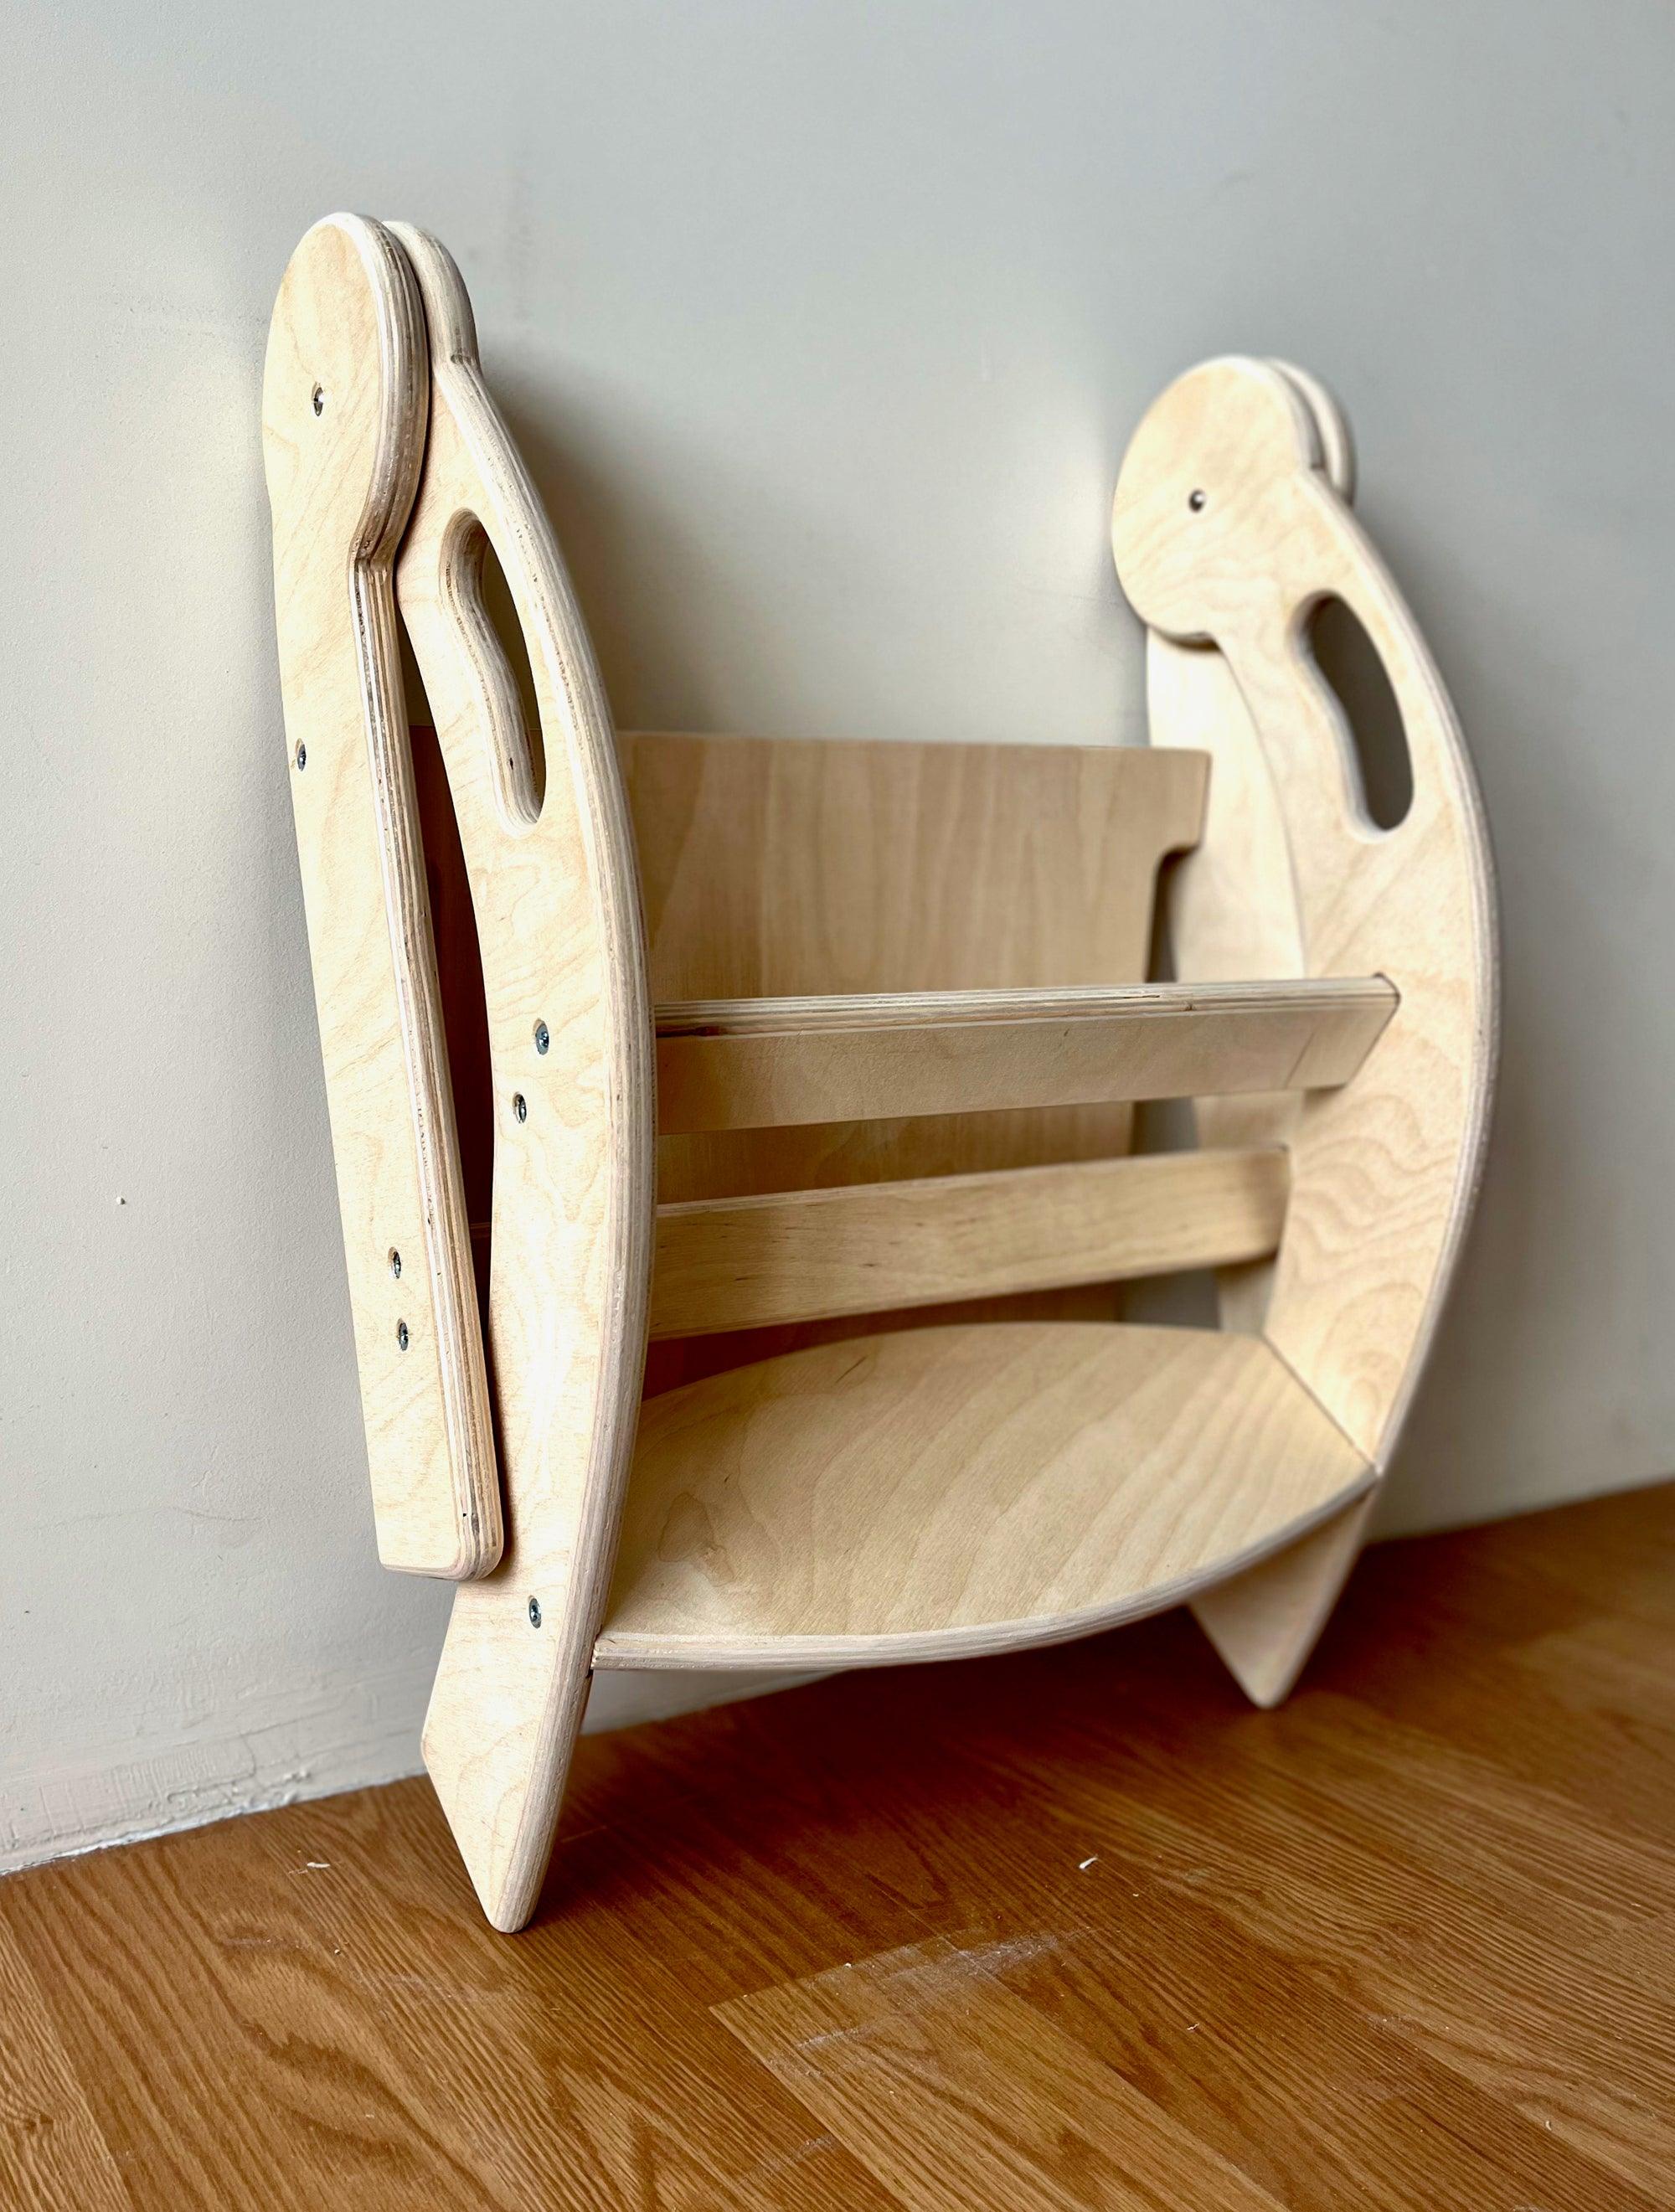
xmin=499 ymin=384 xmax=751 ymax=738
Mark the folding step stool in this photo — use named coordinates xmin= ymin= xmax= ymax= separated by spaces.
xmin=263 ymin=215 xmax=1497 ymax=1931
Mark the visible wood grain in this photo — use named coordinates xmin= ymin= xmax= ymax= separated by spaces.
xmin=1113 ymin=355 xmax=1497 ymax=1466
xmin=389 ymin=225 xmax=657 ymax=1932
xmin=4 ymin=1485 xmax=1671 ymax=2212
xmin=0 ymin=1921 xmax=130 ymax=2210
xmin=1193 ymin=1491 xmax=1375 ymax=1706
xmin=596 ymin=1324 xmax=1370 ymax=1668
xmin=989 ymin=1695 xmax=1675 ymax=2195
xmin=655 ymin=977 xmax=1396 ymax=1134
xmin=0 ymin=1794 xmax=894 ymax=2212
xmin=619 ymin=732 xmax=1209 ymax=1001
xmin=621 ymin=730 xmax=1205 ymax=1236
xmin=262 ymin=214 xmax=500 ymax=1580
xmin=1116 ymin=356 xmax=1496 ymax=1703
xmin=271 ymin=266 xmax=1499 ymax=1947
xmin=716 ymin=1936 xmax=1286 ymax=2211
xmin=648 ymin=1146 xmax=1289 ymax=1338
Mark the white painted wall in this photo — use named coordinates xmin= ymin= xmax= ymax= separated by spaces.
xmin=5 ymin=1 xmax=1672 ymax=1874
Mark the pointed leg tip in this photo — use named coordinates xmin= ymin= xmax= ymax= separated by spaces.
xmin=1192 ymin=1488 xmax=1376 ymax=1710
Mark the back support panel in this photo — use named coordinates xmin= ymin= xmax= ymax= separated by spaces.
xmin=612 ymin=732 xmax=1207 ymax=1384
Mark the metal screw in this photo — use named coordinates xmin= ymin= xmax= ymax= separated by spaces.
xmin=396 ymin=1319 xmax=410 ymax=1351
xmin=513 ymin=1092 xmax=528 ymax=1122
xmin=533 ymin=1019 xmax=549 ymax=1055
xmin=295 ymin=741 xmax=307 ymax=771
xmin=1188 ymin=488 xmax=1207 ymax=512
xmin=389 ymin=1249 xmax=401 ymax=1279
xmin=528 ymin=1596 xmax=542 ymax=1627
xmin=312 ymin=384 xmax=325 ymax=416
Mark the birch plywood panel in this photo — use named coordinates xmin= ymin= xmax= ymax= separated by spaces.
xmin=597 ymin=1323 xmax=1371 ymax=1669
xmin=389 ymin=225 xmax=656 ymax=1932
xmin=653 ymin=977 xmax=1394 ymax=1134
xmin=1111 ymin=356 xmax=1497 ymax=1467
xmin=620 ymin=734 xmax=1206 ymax=1206
xmin=648 ymin=1146 xmax=1290 ymax=1338
xmin=1114 ymin=356 xmax=1497 ymax=1703
xmin=262 ymin=216 xmax=500 ymax=1580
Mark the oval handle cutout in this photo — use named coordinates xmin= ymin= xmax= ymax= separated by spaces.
xmin=441 ymin=514 xmax=549 ymax=827
xmin=1306 ymin=594 xmax=1413 ymax=831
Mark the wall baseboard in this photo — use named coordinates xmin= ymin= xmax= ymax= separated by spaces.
xmin=0 ymin=1661 xmax=813 ymax=1879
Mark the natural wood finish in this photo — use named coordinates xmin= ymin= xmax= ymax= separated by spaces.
xmin=1113 ymin=356 xmax=1497 ymax=1467
xmin=1193 ymin=1489 xmax=1376 ymax=1707
xmin=1145 ymin=639 xmax=1305 ymax=1306
xmin=1141 ymin=367 xmax=1347 ymax=1691
xmin=596 ymin=1323 xmax=1371 ymax=1668
xmin=389 ymin=225 xmax=657 ymax=1932
xmin=4 ymin=1485 xmax=1672 ymax=2211
xmin=1124 ymin=357 xmax=1494 ymax=1697
xmin=266 ymin=250 xmax=1500 ymax=1943
xmin=262 ymin=215 xmax=500 ymax=1580
xmin=404 ymin=734 xmax=1211 ymax=1400
xmin=648 ymin=1145 xmax=1289 ymax=1338
xmin=654 ymin=977 xmax=1396 ymax=1134
xmin=620 ymin=732 xmax=1209 ymax=999
xmin=621 ymin=731 xmax=1206 ymax=1217
xmin=718 ymin=1937 xmax=1284 ymax=2211
xmin=0 ymin=1920 xmax=131 ymax=2210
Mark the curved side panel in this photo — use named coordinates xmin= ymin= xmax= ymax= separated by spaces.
xmin=1142 ymin=371 xmax=1347 ymax=1690
xmin=391 ymin=227 xmax=657 ymax=1931
xmin=262 ymin=216 xmax=501 ymax=1580
xmin=1119 ymin=358 xmax=1497 ymax=1702
xmin=1114 ymin=357 xmax=1498 ymax=1474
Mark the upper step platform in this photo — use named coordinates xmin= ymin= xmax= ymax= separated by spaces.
xmin=595 ymin=1323 xmax=1372 ymax=1671
xmin=654 ymin=977 xmax=1397 ymax=1133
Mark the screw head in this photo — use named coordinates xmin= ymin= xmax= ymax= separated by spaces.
xmin=528 ymin=1596 xmax=542 ymax=1627
xmin=294 ymin=741 xmax=307 ymax=771
xmin=389 ymin=1249 xmax=401 ymax=1279
xmin=513 ymin=1092 xmax=528 ymax=1123
xmin=396 ymin=1319 xmax=410 ymax=1351
xmin=1188 ymin=488 xmax=1207 ymax=512
xmin=533 ymin=1019 xmax=550 ymax=1055
xmin=312 ymin=384 xmax=325 ymax=416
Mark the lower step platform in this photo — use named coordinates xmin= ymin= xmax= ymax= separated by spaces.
xmin=595 ymin=1323 xmax=1372 ymax=1671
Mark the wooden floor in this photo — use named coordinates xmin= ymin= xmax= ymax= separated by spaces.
xmin=3 ymin=1484 xmax=1674 ymax=2211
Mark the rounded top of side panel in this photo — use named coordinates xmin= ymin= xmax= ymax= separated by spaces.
xmin=1110 ymin=356 xmax=1330 ymax=642
xmin=261 ymin=214 xmax=427 ymax=567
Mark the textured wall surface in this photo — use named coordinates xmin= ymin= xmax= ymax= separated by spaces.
xmin=5 ymin=0 xmax=1672 ymax=1870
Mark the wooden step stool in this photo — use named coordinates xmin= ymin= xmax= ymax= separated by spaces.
xmin=262 ymin=215 xmax=1498 ymax=1931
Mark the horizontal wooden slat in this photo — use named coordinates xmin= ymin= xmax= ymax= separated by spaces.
xmin=649 ymin=1147 xmax=1289 ymax=1338
xmin=654 ymin=978 xmax=1397 ymax=1135
xmin=625 ymin=731 xmax=1212 ymax=1225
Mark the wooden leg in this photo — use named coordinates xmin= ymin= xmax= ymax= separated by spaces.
xmin=390 ymin=225 xmax=657 ymax=1936
xmin=1192 ymin=1489 xmax=1375 ymax=1708
xmin=422 ymin=1588 xmax=597 ymax=1932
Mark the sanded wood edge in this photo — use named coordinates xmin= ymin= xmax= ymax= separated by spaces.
xmin=649 ymin=1146 xmax=1289 ymax=1338
xmin=593 ymin=1467 xmax=1375 ymax=1672
xmin=656 ymin=978 xmax=1396 ymax=1133
xmin=615 ymin=728 xmax=1211 ymax=915
xmin=263 ymin=215 xmax=501 ymax=1580
xmin=389 ymin=223 xmax=656 ymax=1933
xmin=654 ymin=978 xmax=1393 ymax=1036
xmin=1193 ymin=1484 xmax=1376 ymax=1707
xmin=1114 ymin=354 xmax=1498 ymax=1469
